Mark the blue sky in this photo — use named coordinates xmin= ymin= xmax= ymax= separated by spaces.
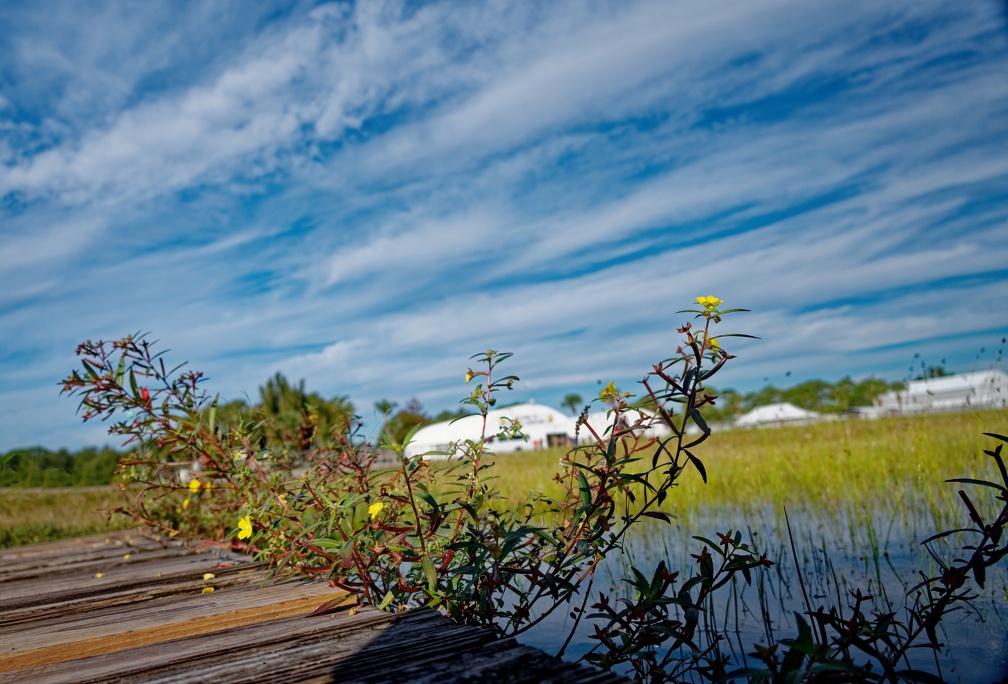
xmin=2 ymin=0 xmax=1007 ymax=452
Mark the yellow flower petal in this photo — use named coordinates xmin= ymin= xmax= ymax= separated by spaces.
xmin=202 ymin=587 xmax=215 ymax=594
xmin=237 ymin=515 xmax=253 ymax=540
xmin=203 ymin=573 xmax=215 ymax=580
xmin=368 ymin=501 xmax=385 ymax=520
xmin=182 ymin=497 xmax=191 ymax=510
xmin=123 ymin=554 xmax=131 ymax=560
xmin=188 ymin=479 xmax=201 ymax=493
xmin=95 ymin=572 xmax=105 ymax=579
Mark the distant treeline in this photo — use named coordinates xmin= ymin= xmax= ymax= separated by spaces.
xmin=0 ymin=446 xmax=121 ymax=487
xmin=700 ymin=376 xmax=903 ymax=422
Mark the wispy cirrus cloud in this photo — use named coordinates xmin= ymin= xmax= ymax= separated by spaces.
xmin=0 ymin=0 xmax=1005 ymax=451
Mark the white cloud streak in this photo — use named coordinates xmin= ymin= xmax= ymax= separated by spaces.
xmin=0 ymin=0 xmax=1006 ymax=450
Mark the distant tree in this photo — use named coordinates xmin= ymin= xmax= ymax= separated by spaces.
xmin=257 ymin=372 xmax=354 ymax=450
xmin=374 ymin=399 xmax=397 ymax=417
xmin=743 ymin=385 xmax=784 ymax=412
xmin=915 ymin=365 xmax=949 ymax=380
xmin=432 ymin=407 xmax=471 ymax=423
xmin=382 ymin=398 xmax=429 ymax=445
xmin=0 ymin=446 xmax=120 ymax=487
xmin=562 ymin=393 xmax=583 ymax=416
xmin=851 ymin=377 xmax=903 ymax=407
xmin=700 ymin=387 xmax=743 ymax=422
xmin=781 ymin=380 xmax=832 ymax=410
xmin=827 ymin=376 xmax=854 ymax=413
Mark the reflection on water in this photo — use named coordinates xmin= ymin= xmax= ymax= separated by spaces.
xmin=516 ymin=503 xmax=1008 ymax=682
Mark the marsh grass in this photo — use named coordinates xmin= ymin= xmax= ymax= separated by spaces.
xmin=0 ymin=486 xmax=130 ymax=548
xmin=483 ymin=408 xmax=1007 ymax=536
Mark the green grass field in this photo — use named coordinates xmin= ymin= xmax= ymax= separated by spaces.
xmin=482 ymin=408 xmax=1007 ymax=532
xmin=0 ymin=486 xmax=131 ymax=548
xmin=3 ymin=408 xmax=1004 ymax=549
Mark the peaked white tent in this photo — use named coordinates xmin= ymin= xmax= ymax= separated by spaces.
xmin=874 ymin=369 xmax=1007 ymax=414
xmin=734 ymin=402 xmax=820 ymax=428
xmin=403 ymin=402 xmax=578 ymax=458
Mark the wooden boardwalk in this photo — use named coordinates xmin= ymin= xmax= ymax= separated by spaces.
xmin=0 ymin=531 xmax=625 ymax=683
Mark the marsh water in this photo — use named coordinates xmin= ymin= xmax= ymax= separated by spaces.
xmin=517 ymin=503 xmax=1008 ymax=682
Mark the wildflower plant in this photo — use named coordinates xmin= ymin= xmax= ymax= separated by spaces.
xmin=58 ymin=298 xmax=774 ymax=677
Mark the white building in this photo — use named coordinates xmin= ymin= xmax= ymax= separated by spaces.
xmin=403 ymin=402 xmax=578 ymax=458
xmin=734 ymin=402 xmax=821 ymax=428
xmin=874 ymin=369 xmax=1008 ymax=414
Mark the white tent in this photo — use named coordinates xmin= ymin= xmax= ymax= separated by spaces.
xmin=583 ymin=407 xmax=674 ymax=442
xmin=403 ymin=402 xmax=578 ymax=458
xmin=874 ymin=369 xmax=1007 ymax=414
xmin=734 ymin=402 xmax=820 ymax=428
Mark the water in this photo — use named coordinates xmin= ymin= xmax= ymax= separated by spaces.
xmin=514 ymin=505 xmax=1008 ymax=682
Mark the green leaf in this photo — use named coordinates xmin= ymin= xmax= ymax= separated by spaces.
xmin=379 ymin=590 xmax=396 ymax=610
xmin=577 ymin=469 xmax=591 ymax=509
xmin=208 ymin=397 xmax=218 ymax=433
xmin=400 ymin=421 xmax=425 ymax=451
xmin=945 ymin=477 xmax=1005 ymax=492
xmin=0 ymin=452 xmax=15 ymax=469
xmin=686 ymin=450 xmax=707 ymax=484
xmin=421 ymin=555 xmax=438 ymax=591
xmin=781 ymin=612 xmax=814 ymax=675
xmin=693 ymin=536 xmax=726 ymax=557
xmin=689 ymin=408 xmax=710 ymax=436
xmin=415 ymin=488 xmax=441 ymax=515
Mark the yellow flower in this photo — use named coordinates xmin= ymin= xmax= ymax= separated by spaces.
xmin=188 ymin=479 xmax=201 ymax=493
xmin=696 ymin=295 xmax=723 ymax=309
xmin=599 ymin=381 xmax=620 ymax=403
xmin=95 ymin=572 xmax=105 ymax=579
xmin=708 ymin=338 xmax=721 ymax=353
xmin=368 ymin=501 xmax=385 ymax=520
xmin=203 ymin=573 xmax=215 ymax=580
xmin=182 ymin=497 xmax=191 ymax=510
xmin=202 ymin=587 xmax=215 ymax=594
xmin=123 ymin=554 xmax=131 ymax=560
xmin=237 ymin=515 xmax=253 ymax=540
xmin=465 ymin=370 xmax=475 ymax=383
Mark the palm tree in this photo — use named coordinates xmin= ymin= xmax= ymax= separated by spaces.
xmin=562 ymin=393 xmax=583 ymax=416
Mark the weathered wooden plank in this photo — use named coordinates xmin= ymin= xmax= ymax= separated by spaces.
xmin=5 ymin=604 xmax=402 ymax=683
xmin=9 ymin=607 xmax=622 ymax=684
xmin=0 ymin=531 xmax=627 ymax=684
xmin=0 ymin=530 xmax=166 ymax=563
xmin=0 ymin=555 xmax=266 ymax=623
xmin=0 ymin=583 xmax=353 ymax=669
